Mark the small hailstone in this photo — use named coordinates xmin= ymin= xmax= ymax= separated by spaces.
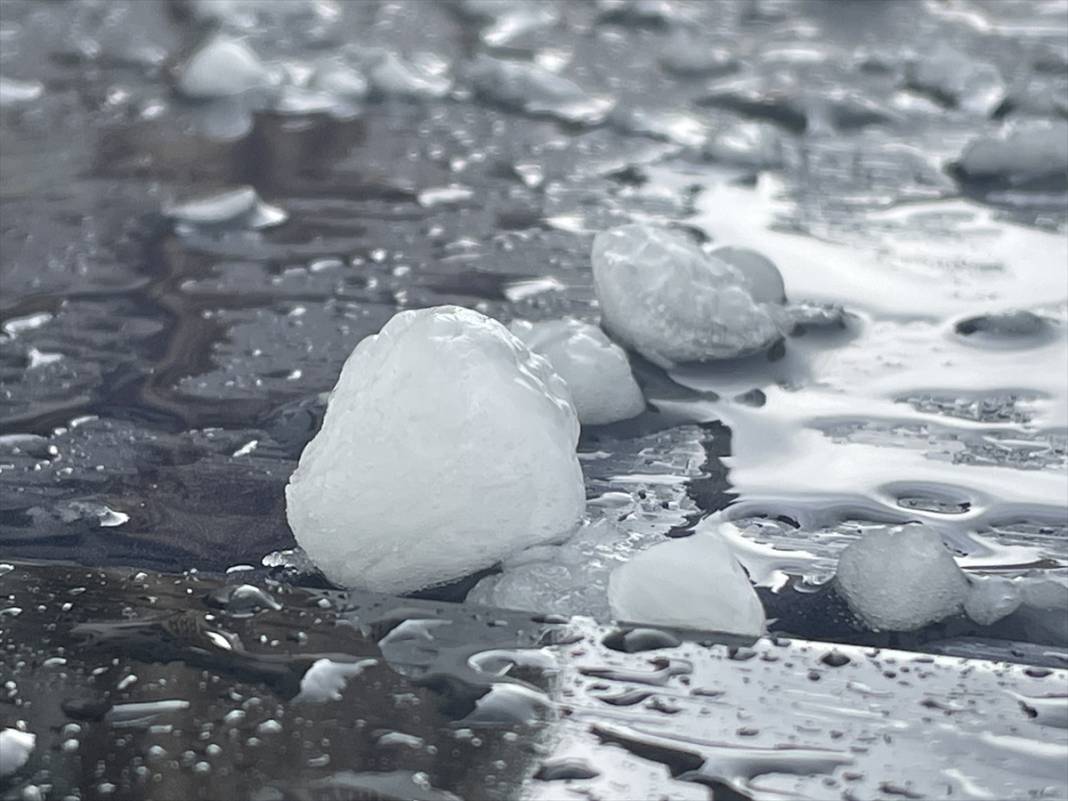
xmin=509 ymin=319 xmax=645 ymax=425
xmin=608 ymin=533 xmax=766 ymax=638
xmin=591 ymin=224 xmax=783 ymax=367
xmin=465 ymin=55 xmax=614 ymax=126
xmin=835 ymin=524 xmax=970 ymax=632
xmin=162 ymin=187 xmax=287 ymax=230
xmin=711 ymin=247 xmax=787 ymax=304
xmin=363 ymin=51 xmax=451 ymax=99
xmin=286 ymin=306 xmax=585 ymax=594
xmin=704 ymin=121 xmax=785 ymax=168
xmin=176 ymin=36 xmax=274 ymax=99
xmin=963 ymin=575 xmax=1021 ymax=626
xmin=0 ymin=75 xmax=44 ymax=108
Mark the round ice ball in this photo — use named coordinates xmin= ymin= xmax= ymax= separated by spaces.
xmin=285 ymin=305 xmax=586 ymax=594
xmin=591 ymin=224 xmax=782 ymax=367
xmin=835 ymin=524 xmax=970 ymax=632
xmin=509 ymin=318 xmax=645 ymax=426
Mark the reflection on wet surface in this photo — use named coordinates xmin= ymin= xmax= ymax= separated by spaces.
xmin=1 ymin=0 xmax=1067 ymax=797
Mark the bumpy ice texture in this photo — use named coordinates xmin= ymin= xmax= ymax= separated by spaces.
xmin=608 ymin=533 xmax=766 ymax=637
xmin=285 ymin=306 xmax=586 ymax=594
xmin=835 ymin=525 xmax=970 ymax=632
xmin=591 ymin=224 xmax=783 ymax=367
xmin=509 ymin=319 xmax=645 ymax=425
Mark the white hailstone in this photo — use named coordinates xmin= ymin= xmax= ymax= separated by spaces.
xmin=286 ymin=306 xmax=586 ymax=594
xmin=176 ymin=36 xmax=274 ymax=99
xmin=591 ymin=224 xmax=783 ymax=367
xmin=835 ymin=524 xmax=970 ymax=632
xmin=509 ymin=319 xmax=645 ymax=425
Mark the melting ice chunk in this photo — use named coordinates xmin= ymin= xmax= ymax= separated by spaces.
xmin=285 ymin=306 xmax=585 ymax=594
xmin=591 ymin=224 xmax=783 ymax=367
xmin=465 ymin=55 xmax=615 ymax=125
xmin=162 ymin=187 xmax=287 ymax=230
xmin=955 ymin=120 xmax=1068 ymax=187
xmin=835 ymin=525 xmax=970 ymax=632
xmin=175 ymin=36 xmax=275 ymax=99
xmin=509 ymin=319 xmax=645 ymax=425
xmin=608 ymin=533 xmax=766 ymax=637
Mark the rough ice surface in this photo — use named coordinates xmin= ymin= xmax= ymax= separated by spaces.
xmin=591 ymin=224 xmax=783 ymax=367
xmin=175 ymin=36 xmax=275 ymax=99
xmin=509 ymin=319 xmax=645 ymax=426
xmin=608 ymin=533 xmax=766 ymax=637
xmin=0 ymin=729 xmax=35 ymax=777
xmin=285 ymin=306 xmax=585 ymax=594
xmin=964 ymin=576 xmax=1021 ymax=627
xmin=956 ymin=120 xmax=1068 ymax=186
xmin=465 ymin=55 xmax=615 ymax=126
xmin=835 ymin=525 xmax=970 ymax=632
xmin=162 ymin=187 xmax=287 ymax=230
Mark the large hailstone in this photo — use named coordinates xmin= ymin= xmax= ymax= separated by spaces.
xmin=509 ymin=319 xmax=645 ymax=425
xmin=835 ymin=525 xmax=970 ymax=632
xmin=285 ymin=306 xmax=586 ymax=594
xmin=608 ymin=533 xmax=766 ymax=638
xmin=591 ymin=224 xmax=784 ymax=367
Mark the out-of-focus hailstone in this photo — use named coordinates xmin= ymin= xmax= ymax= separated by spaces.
xmin=711 ymin=247 xmax=787 ymax=304
xmin=465 ymin=55 xmax=615 ymax=126
xmin=175 ymin=36 xmax=275 ymax=99
xmin=835 ymin=524 xmax=970 ymax=632
xmin=0 ymin=75 xmax=44 ymax=107
xmin=591 ymin=224 xmax=784 ymax=367
xmin=309 ymin=60 xmax=369 ymax=99
xmin=703 ymin=121 xmax=785 ymax=168
xmin=509 ymin=319 xmax=645 ymax=425
xmin=361 ymin=50 xmax=451 ymax=99
xmin=608 ymin=534 xmax=766 ymax=637
xmin=956 ymin=120 xmax=1068 ymax=186
xmin=162 ymin=186 xmax=287 ymax=230
xmin=905 ymin=46 xmax=1005 ymax=116
xmin=0 ymin=729 xmax=35 ymax=777
xmin=285 ymin=306 xmax=586 ymax=594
